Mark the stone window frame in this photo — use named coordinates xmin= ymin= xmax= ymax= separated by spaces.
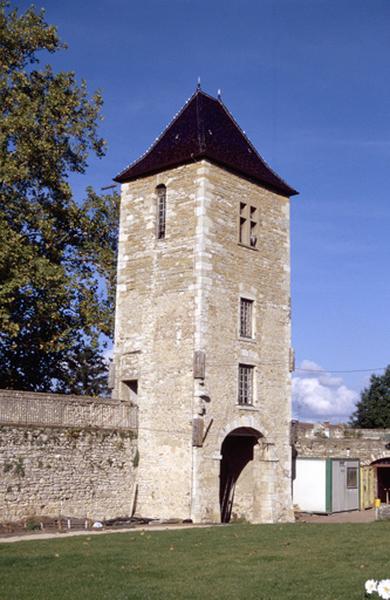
xmin=239 ymin=297 xmax=254 ymax=339
xmin=238 ymin=363 xmax=255 ymax=406
xmin=238 ymin=201 xmax=258 ymax=249
xmin=156 ymin=184 xmax=167 ymax=239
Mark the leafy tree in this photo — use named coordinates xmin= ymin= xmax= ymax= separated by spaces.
xmin=56 ymin=342 xmax=109 ymax=397
xmin=350 ymin=366 xmax=390 ymax=428
xmin=0 ymin=2 xmax=119 ymax=394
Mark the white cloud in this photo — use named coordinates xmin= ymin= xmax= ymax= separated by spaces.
xmin=102 ymin=345 xmax=113 ymax=365
xmin=292 ymin=360 xmax=358 ymax=423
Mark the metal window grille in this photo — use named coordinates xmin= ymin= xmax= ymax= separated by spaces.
xmin=156 ymin=186 xmax=166 ymax=239
xmin=238 ymin=364 xmax=253 ymax=405
xmin=240 ymin=298 xmax=253 ymax=338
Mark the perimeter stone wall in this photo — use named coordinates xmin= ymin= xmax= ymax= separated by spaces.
xmin=0 ymin=390 xmax=137 ymax=522
xmin=293 ymin=421 xmax=390 ymax=465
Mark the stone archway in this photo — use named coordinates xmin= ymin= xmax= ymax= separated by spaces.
xmin=219 ymin=427 xmax=262 ymax=523
xmin=371 ymin=458 xmax=390 ymax=503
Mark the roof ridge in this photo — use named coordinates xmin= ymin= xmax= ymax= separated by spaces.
xmin=114 ymin=89 xmax=202 ymax=181
xmin=114 ymin=89 xmax=298 ymax=196
xmin=216 ymin=98 xmax=295 ymax=194
xmin=196 ymin=91 xmax=206 ymax=153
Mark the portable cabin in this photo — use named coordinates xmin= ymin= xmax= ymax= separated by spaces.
xmin=293 ymin=458 xmax=360 ymax=513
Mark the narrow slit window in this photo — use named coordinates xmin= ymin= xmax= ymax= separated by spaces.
xmin=240 ymin=298 xmax=253 ymax=338
xmin=239 ymin=217 xmax=246 ymax=244
xmin=156 ymin=185 xmax=166 ymax=239
xmin=239 ymin=202 xmax=247 ymax=244
xmin=250 ymin=206 xmax=257 ymax=247
xmin=238 ymin=364 xmax=254 ymax=405
xmin=238 ymin=202 xmax=257 ymax=248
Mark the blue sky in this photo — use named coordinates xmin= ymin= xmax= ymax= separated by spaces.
xmin=14 ymin=0 xmax=390 ymax=421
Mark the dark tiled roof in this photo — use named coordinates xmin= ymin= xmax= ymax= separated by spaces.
xmin=114 ymin=89 xmax=298 ymax=197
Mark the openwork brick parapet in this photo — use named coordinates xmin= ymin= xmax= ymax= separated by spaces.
xmin=0 ymin=389 xmax=137 ymax=430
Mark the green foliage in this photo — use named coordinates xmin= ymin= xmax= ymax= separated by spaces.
xmin=14 ymin=457 xmax=25 ymax=477
xmin=350 ymin=366 xmax=390 ymax=428
xmin=55 ymin=330 xmax=112 ymax=396
xmin=3 ymin=461 xmax=12 ymax=473
xmin=0 ymin=524 xmax=390 ymax=599
xmin=0 ymin=2 xmax=119 ymax=394
xmin=25 ymin=519 xmax=40 ymax=531
xmin=64 ymin=428 xmax=82 ymax=440
xmin=2 ymin=457 xmax=25 ymax=476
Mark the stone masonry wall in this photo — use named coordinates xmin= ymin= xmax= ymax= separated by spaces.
xmin=192 ymin=162 xmax=293 ymax=523
xmin=113 ymin=163 xmax=198 ymax=519
xmin=0 ymin=391 xmax=137 ymax=522
xmin=294 ymin=421 xmax=390 ymax=465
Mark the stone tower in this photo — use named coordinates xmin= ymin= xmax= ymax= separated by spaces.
xmin=112 ymin=88 xmax=298 ymax=523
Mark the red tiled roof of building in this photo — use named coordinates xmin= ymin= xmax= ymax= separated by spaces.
xmin=114 ymin=89 xmax=298 ymax=197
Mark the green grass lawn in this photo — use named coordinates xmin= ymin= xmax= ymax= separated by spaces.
xmin=0 ymin=522 xmax=388 ymax=599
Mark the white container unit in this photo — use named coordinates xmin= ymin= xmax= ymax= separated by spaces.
xmin=293 ymin=458 xmax=360 ymax=513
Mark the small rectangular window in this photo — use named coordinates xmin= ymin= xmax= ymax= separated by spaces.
xmin=122 ymin=380 xmax=138 ymax=403
xmin=239 ymin=216 xmax=246 ymax=244
xmin=239 ymin=202 xmax=247 ymax=244
xmin=240 ymin=298 xmax=253 ymax=338
xmin=156 ymin=185 xmax=166 ymax=239
xmin=238 ymin=364 xmax=254 ymax=405
xmin=250 ymin=207 xmax=257 ymax=247
xmin=347 ymin=466 xmax=358 ymax=489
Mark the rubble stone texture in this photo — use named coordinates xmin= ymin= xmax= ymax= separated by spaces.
xmin=294 ymin=421 xmax=390 ymax=465
xmin=0 ymin=391 xmax=137 ymax=521
xmin=112 ymin=160 xmax=294 ymax=523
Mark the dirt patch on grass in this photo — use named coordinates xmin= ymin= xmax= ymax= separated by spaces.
xmin=296 ymin=508 xmax=376 ymax=523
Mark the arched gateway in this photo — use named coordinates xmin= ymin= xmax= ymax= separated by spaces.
xmin=371 ymin=458 xmax=390 ymax=504
xmin=220 ymin=427 xmax=262 ymax=522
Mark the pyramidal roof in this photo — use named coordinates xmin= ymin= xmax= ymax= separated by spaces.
xmin=114 ymin=89 xmax=298 ymax=197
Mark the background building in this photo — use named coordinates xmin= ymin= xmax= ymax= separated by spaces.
xmin=292 ymin=421 xmax=390 ymax=511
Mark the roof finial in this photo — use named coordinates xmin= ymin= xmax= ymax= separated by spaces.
xmin=197 ymin=76 xmax=201 ymax=90
xmin=217 ymin=88 xmax=222 ymax=100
